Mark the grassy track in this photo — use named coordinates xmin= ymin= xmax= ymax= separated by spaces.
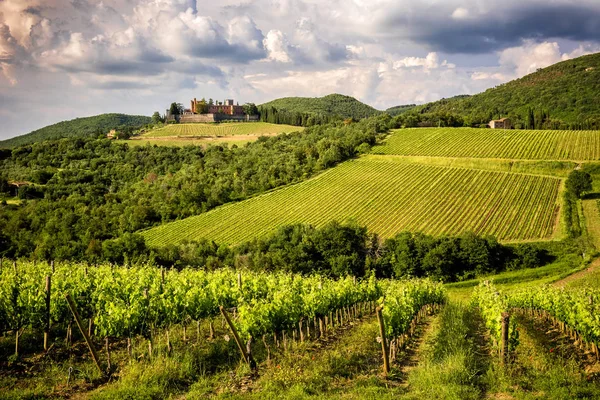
xmin=142 ymin=122 xmax=302 ymax=138
xmin=583 ymin=199 xmax=600 ymax=250
xmin=142 ymin=156 xmax=562 ymax=247
xmin=373 ymin=128 xmax=600 ymax=161
xmin=122 ymin=138 xmax=254 ymax=147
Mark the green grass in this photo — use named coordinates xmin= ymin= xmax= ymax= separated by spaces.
xmin=375 ymin=155 xmax=576 ymax=178
xmin=373 ymin=128 xmax=600 ymax=161
xmin=119 ymin=138 xmax=254 ymax=148
xmin=142 ymin=156 xmax=562 ymax=247
xmin=403 ymin=304 xmax=488 ymax=400
xmin=445 ymin=253 xmax=582 ymax=302
xmin=142 ymin=122 xmax=302 ymax=138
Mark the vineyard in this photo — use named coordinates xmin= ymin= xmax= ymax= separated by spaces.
xmin=0 ymin=261 xmax=383 ymax=356
xmin=0 ymin=261 xmax=449 ymax=376
xmin=142 ymin=156 xmax=562 ymax=247
xmin=373 ymin=128 xmax=600 ymax=160
xmin=143 ymin=122 xmax=302 ymax=138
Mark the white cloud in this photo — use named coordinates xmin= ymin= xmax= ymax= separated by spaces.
xmin=263 ymin=30 xmax=291 ymax=62
xmin=451 ymin=7 xmax=470 ymax=19
xmin=498 ymin=40 xmax=600 ymax=78
xmin=393 ymin=52 xmax=455 ymax=70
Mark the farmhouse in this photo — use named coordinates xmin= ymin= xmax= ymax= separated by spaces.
xmin=489 ymin=118 xmax=512 ymax=129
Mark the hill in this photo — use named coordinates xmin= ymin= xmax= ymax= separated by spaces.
xmin=414 ymin=52 xmax=600 ymax=129
xmin=259 ymin=93 xmax=380 ymax=119
xmin=385 ymin=104 xmax=417 ymax=116
xmin=0 ymin=113 xmax=152 ymax=147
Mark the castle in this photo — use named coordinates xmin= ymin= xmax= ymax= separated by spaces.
xmin=190 ymin=98 xmax=245 ymax=116
xmin=167 ymin=98 xmax=258 ymax=123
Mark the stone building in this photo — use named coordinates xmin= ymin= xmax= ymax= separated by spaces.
xmin=190 ymin=98 xmax=244 ymax=116
xmin=489 ymin=118 xmax=512 ymax=129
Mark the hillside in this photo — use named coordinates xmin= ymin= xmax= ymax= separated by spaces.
xmin=0 ymin=113 xmax=151 ymax=147
xmin=259 ymin=93 xmax=380 ymax=119
xmin=385 ymin=104 xmax=417 ymax=116
xmin=142 ymin=155 xmax=561 ymax=247
xmin=415 ymin=52 xmax=600 ymax=128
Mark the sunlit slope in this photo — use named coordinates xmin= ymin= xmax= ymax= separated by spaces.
xmin=142 ymin=156 xmax=561 ymax=247
xmin=142 ymin=122 xmax=302 ymax=137
xmin=373 ymin=128 xmax=600 ymax=160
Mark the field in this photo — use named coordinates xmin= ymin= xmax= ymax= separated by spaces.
xmin=122 ymin=137 xmax=253 ymax=147
xmin=142 ymin=155 xmax=562 ymax=247
xmin=373 ymin=127 xmax=600 ymax=160
xmin=141 ymin=122 xmax=302 ymax=138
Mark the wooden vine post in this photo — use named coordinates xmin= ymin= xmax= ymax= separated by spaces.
xmin=220 ymin=306 xmax=255 ymax=369
xmin=500 ymin=312 xmax=510 ymax=366
xmin=376 ymin=306 xmax=390 ymax=376
xmin=65 ymin=294 xmax=104 ymax=375
xmin=44 ymin=275 xmax=51 ymax=351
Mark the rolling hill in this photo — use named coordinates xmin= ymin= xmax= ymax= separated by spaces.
xmin=259 ymin=93 xmax=380 ymax=119
xmin=415 ymin=52 xmax=600 ymax=128
xmin=0 ymin=113 xmax=152 ymax=147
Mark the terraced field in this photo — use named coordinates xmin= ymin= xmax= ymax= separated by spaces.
xmin=143 ymin=122 xmax=302 ymax=137
xmin=142 ymin=156 xmax=562 ymax=247
xmin=373 ymin=128 xmax=600 ymax=160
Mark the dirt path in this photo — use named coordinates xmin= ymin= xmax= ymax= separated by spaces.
xmin=554 ymin=257 xmax=600 ymax=287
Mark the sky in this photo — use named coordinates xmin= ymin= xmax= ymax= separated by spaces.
xmin=1 ymin=0 xmax=600 ymax=139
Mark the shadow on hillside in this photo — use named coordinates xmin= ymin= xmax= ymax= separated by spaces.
xmin=583 ymin=192 xmax=600 ymax=200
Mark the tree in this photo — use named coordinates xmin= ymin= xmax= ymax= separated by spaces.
xmin=169 ymin=102 xmax=184 ymax=115
xmin=195 ymin=98 xmax=209 ymax=114
xmin=566 ymin=170 xmax=593 ymax=198
xmin=242 ymin=103 xmax=258 ymax=116
xmin=152 ymin=111 xmax=164 ymax=124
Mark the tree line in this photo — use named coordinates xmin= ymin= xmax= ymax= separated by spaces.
xmin=94 ymin=221 xmax=559 ymax=283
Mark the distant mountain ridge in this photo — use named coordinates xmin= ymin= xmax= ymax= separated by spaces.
xmin=259 ymin=93 xmax=380 ymax=120
xmin=414 ymin=52 xmax=600 ymax=129
xmin=0 ymin=114 xmax=152 ymax=147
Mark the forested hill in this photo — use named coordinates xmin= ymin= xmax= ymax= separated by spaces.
xmin=0 ymin=113 xmax=152 ymax=148
xmin=260 ymin=94 xmax=380 ymax=119
xmin=385 ymin=104 xmax=417 ymax=116
xmin=414 ymin=52 xmax=600 ymax=129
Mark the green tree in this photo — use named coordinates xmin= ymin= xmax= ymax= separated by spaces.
xmin=566 ymin=170 xmax=593 ymax=198
xmin=151 ymin=111 xmax=164 ymax=124
xmin=169 ymin=103 xmax=183 ymax=115
xmin=242 ymin=103 xmax=258 ymax=115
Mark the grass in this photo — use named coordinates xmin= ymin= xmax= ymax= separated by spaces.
xmin=491 ymin=313 xmax=600 ymax=399
xmin=372 ymin=154 xmax=576 ymax=177
xmin=142 ymin=156 xmax=562 ymax=247
xmin=582 ymin=198 xmax=600 ymax=251
xmin=120 ymin=138 xmax=253 ymax=148
xmin=142 ymin=122 xmax=302 ymax=138
xmin=445 ymin=253 xmax=583 ymax=302
xmin=373 ymin=128 xmax=600 ymax=161
xmin=403 ymin=304 xmax=489 ymax=400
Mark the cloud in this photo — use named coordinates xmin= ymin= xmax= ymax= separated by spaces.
xmin=1 ymin=0 xmax=600 ymax=140
xmin=381 ymin=1 xmax=600 ymax=54
xmin=498 ymin=40 xmax=600 ymax=77
xmin=263 ymin=29 xmax=291 ymax=63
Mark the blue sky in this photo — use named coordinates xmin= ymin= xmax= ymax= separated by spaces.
xmin=1 ymin=0 xmax=599 ymax=139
